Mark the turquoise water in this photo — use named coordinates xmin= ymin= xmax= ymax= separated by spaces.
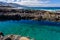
xmin=25 ymin=7 xmax=60 ymax=11
xmin=0 ymin=20 xmax=60 ymax=40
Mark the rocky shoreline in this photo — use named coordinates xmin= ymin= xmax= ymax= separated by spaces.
xmin=0 ymin=8 xmax=60 ymax=22
xmin=0 ymin=32 xmax=33 ymax=40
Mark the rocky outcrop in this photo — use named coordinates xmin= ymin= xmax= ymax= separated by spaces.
xmin=0 ymin=8 xmax=60 ymax=22
xmin=0 ymin=32 xmax=34 ymax=40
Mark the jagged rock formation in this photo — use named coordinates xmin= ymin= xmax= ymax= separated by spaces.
xmin=0 ymin=32 xmax=33 ymax=40
xmin=0 ymin=7 xmax=60 ymax=22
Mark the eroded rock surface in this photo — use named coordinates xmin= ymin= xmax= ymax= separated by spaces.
xmin=0 ymin=8 xmax=60 ymax=22
xmin=0 ymin=32 xmax=33 ymax=40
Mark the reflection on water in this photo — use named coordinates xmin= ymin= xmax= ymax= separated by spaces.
xmin=0 ymin=20 xmax=60 ymax=40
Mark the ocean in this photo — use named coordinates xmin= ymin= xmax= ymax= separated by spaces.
xmin=25 ymin=7 xmax=60 ymax=11
xmin=0 ymin=7 xmax=60 ymax=40
xmin=0 ymin=20 xmax=60 ymax=40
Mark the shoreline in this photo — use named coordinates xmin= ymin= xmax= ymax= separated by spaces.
xmin=0 ymin=7 xmax=60 ymax=22
xmin=0 ymin=32 xmax=33 ymax=40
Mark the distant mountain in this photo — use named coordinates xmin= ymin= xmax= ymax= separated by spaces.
xmin=9 ymin=3 xmax=29 ymax=8
xmin=0 ymin=2 xmax=9 ymax=6
xmin=0 ymin=2 xmax=30 ymax=9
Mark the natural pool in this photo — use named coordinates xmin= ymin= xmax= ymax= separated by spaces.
xmin=0 ymin=20 xmax=60 ymax=40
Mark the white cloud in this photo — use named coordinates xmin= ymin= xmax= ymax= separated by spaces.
xmin=18 ymin=0 xmax=60 ymax=7
xmin=0 ymin=0 xmax=20 ymax=3
xmin=0 ymin=0 xmax=60 ymax=7
xmin=14 ymin=0 xmax=51 ymax=7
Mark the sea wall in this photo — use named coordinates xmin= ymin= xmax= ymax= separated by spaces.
xmin=0 ymin=8 xmax=60 ymax=22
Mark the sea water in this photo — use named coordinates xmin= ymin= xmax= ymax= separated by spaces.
xmin=25 ymin=7 xmax=60 ymax=11
xmin=0 ymin=20 xmax=60 ymax=40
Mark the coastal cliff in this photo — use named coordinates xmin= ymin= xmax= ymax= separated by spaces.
xmin=0 ymin=7 xmax=60 ymax=22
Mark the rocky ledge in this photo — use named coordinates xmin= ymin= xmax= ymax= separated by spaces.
xmin=0 ymin=32 xmax=34 ymax=40
xmin=0 ymin=8 xmax=60 ymax=22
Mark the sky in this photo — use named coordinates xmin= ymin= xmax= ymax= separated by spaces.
xmin=0 ymin=0 xmax=60 ymax=7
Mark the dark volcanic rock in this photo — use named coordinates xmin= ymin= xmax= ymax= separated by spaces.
xmin=0 ymin=32 xmax=4 ymax=36
xmin=0 ymin=8 xmax=60 ymax=22
xmin=5 ymin=37 xmax=11 ymax=40
xmin=0 ymin=32 xmax=32 ymax=40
